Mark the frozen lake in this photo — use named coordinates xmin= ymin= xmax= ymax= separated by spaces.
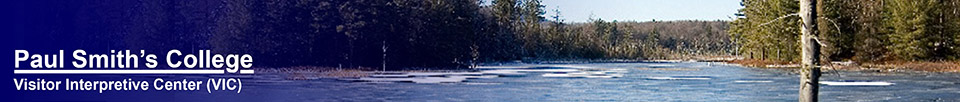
xmin=21 ymin=62 xmax=960 ymax=101
xmin=238 ymin=62 xmax=960 ymax=101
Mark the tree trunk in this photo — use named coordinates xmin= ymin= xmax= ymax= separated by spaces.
xmin=799 ymin=0 xmax=821 ymax=102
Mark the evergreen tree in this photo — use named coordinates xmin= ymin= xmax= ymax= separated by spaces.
xmin=885 ymin=0 xmax=937 ymax=61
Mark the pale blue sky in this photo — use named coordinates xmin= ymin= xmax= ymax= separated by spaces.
xmin=539 ymin=0 xmax=742 ymax=22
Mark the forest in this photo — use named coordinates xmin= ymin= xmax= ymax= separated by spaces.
xmin=76 ymin=0 xmax=733 ymax=70
xmin=52 ymin=0 xmax=960 ymax=70
xmin=729 ymin=0 xmax=960 ymax=63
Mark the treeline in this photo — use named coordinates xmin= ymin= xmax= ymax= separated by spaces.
xmin=554 ymin=20 xmax=732 ymax=60
xmin=61 ymin=0 xmax=732 ymax=70
xmin=729 ymin=0 xmax=960 ymax=63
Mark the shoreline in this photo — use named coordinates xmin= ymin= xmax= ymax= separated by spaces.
xmin=257 ymin=66 xmax=476 ymax=80
xmin=725 ymin=59 xmax=960 ymax=73
xmin=259 ymin=58 xmax=959 ymax=80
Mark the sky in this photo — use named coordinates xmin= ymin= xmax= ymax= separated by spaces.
xmin=539 ymin=0 xmax=743 ymax=23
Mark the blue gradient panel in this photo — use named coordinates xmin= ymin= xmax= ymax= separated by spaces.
xmin=7 ymin=1 xmax=258 ymax=101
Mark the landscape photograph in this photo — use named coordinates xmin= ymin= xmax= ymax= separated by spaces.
xmin=8 ymin=0 xmax=960 ymax=101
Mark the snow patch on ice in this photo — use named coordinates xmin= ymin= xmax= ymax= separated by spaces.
xmin=821 ymin=81 xmax=894 ymax=86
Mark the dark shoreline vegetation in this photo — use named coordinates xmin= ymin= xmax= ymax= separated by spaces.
xmin=34 ymin=0 xmax=957 ymax=72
